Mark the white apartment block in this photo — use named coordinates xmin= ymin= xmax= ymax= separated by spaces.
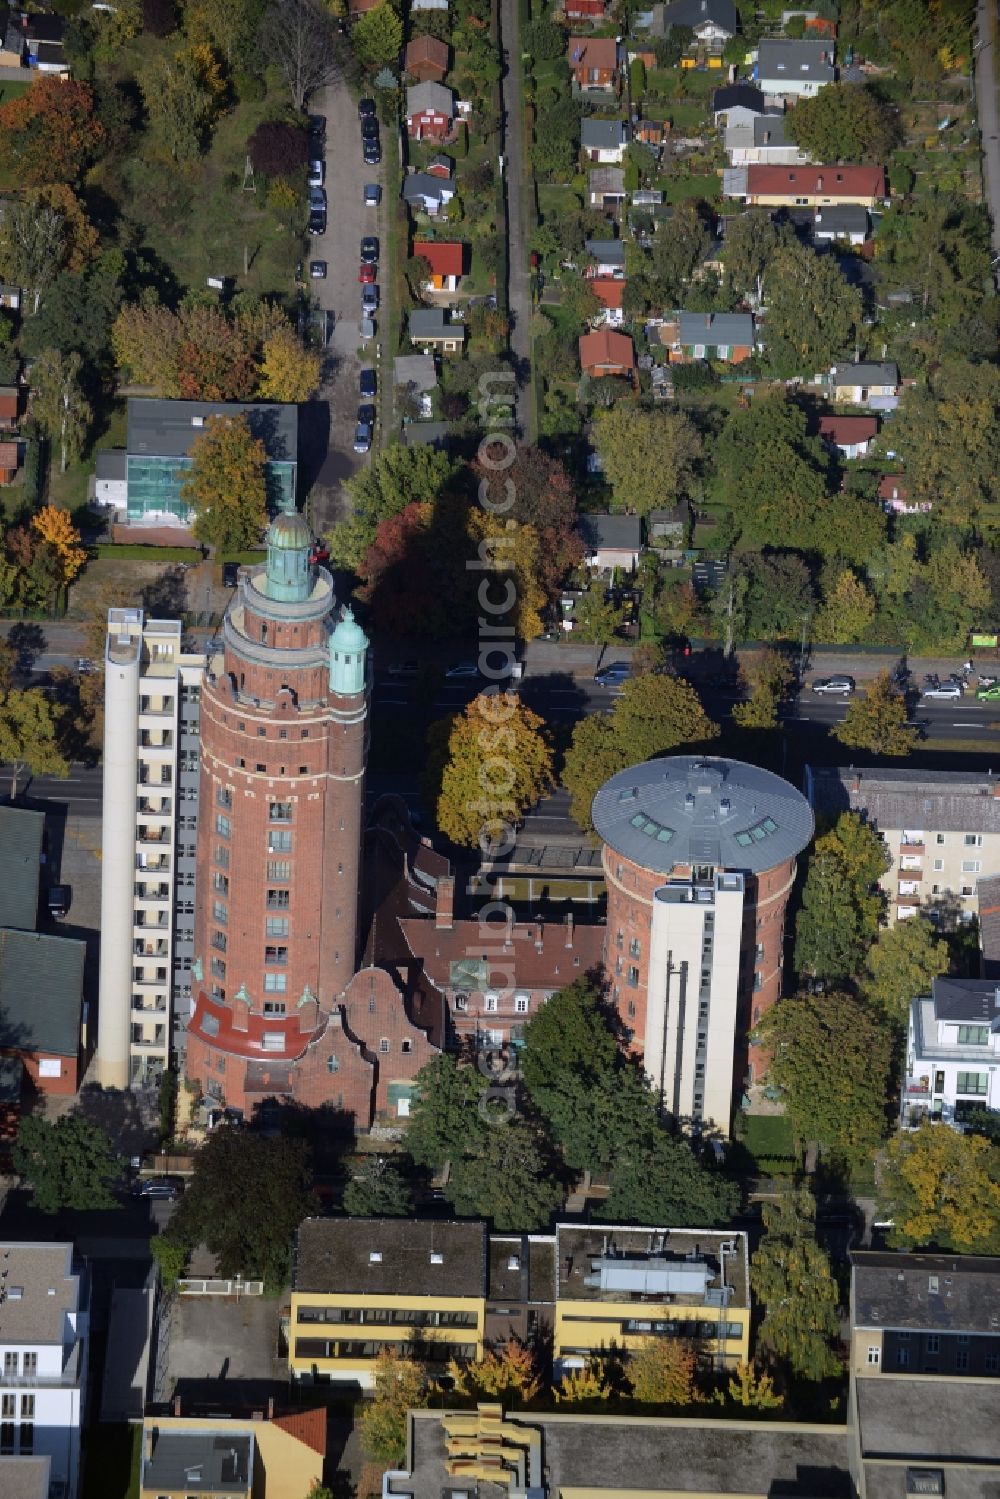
xmin=0 ymin=1243 xmax=88 ymax=1499
xmin=97 ymin=609 xmax=204 ymax=1090
xmin=903 ymin=977 xmax=1000 ymax=1129
xmin=806 ymin=766 xmax=1000 ymax=926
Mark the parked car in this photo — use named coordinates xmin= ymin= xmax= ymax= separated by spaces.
xmin=445 ymin=661 xmax=480 ymax=679
xmin=132 ymin=1178 xmax=181 ymax=1200
xmin=364 ymin=183 xmax=381 ymax=207
xmin=387 ymin=660 xmax=419 ymax=678
xmin=360 ymin=316 xmax=375 ymax=342
xmin=308 ymin=112 xmax=326 ymax=137
xmin=361 ymin=116 xmax=379 ymax=142
xmin=358 ymin=403 xmax=375 ymax=428
xmin=363 ymin=140 xmax=381 ymax=165
xmin=358 ymin=97 xmax=376 ymax=120
xmin=354 ymin=417 xmax=373 ymax=454
xmin=812 ymin=676 xmax=855 ymax=695
xmin=47 ymin=884 xmax=70 ymax=918
xmin=361 ymin=235 xmax=379 ymax=264
xmin=361 ymin=284 xmax=379 ymax=313
xmin=308 ymin=210 xmax=326 ymax=236
xmin=922 ymin=680 xmax=963 ymax=699
xmin=359 ymin=262 xmax=376 ymax=284
xmin=309 ymin=260 xmax=327 ymax=279
xmin=977 ymin=684 xmax=1000 ymax=701
xmin=308 ymin=159 xmax=325 ymax=187
xmin=76 ymin=657 xmax=95 ymax=674
xmin=222 ymin=562 xmax=240 ymax=588
xmin=309 ymin=186 xmax=327 ymax=210
xmin=595 ymin=662 xmax=630 ymax=687
xmin=359 ymin=367 xmax=376 ymax=399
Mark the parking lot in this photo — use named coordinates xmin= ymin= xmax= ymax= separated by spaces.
xmin=308 ymin=73 xmax=387 ymax=535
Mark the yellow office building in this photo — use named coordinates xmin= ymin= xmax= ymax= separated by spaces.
xmin=139 ymin=1407 xmax=325 ymax=1499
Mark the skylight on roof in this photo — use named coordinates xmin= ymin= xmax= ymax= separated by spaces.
xmin=629 ymin=811 xmax=673 ymax=842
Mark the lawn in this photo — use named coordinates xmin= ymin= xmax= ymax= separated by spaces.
xmin=661 ymin=172 xmax=722 ymax=202
xmin=735 ymin=1112 xmax=798 ymax=1172
xmin=538 ymin=183 xmax=582 ymax=219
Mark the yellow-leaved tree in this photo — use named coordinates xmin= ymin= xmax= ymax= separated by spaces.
xmin=628 ymin=1338 xmax=699 ymax=1406
xmin=31 ymin=505 xmax=87 ymax=588
xmin=258 ymin=325 xmax=322 ymax=403
xmin=467 ymin=508 xmax=546 ymax=643
xmin=879 ymin=1120 xmax=1000 ymax=1253
xmin=447 ymin=1339 xmax=541 ymax=1406
xmin=716 ymin=1361 xmax=782 ymax=1411
xmin=358 ymin=1349 xmax=429 ymax=1468
xmin=554 ymin=1358 xmax=614 ymax=1407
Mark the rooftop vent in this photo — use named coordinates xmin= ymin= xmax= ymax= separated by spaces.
xmin=8 ymin=1287 xmax=22 ymax=1300
xmin=906 ymin=1472 xmax=944 ymax=1498
xmin=928 ymin=1275 xmax=939 ymax=1294
xmin=192 ymin=416 xmax=204 ymax=427
xmin=430 ymin=1252 xmax=444 ymax=1265
xmin=369 ymin=1252 xmax=383 ymax=1264
xmin=507 ymin=1255 xmax=521 ymax=1271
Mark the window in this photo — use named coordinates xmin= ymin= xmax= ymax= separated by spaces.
xmin=258 ymin=726 xmax=266 ymax=737
xmin=267 ymin=889 xmax=290 ymax=909
xmin=21 ymin=1354 xmax=36 ymax=1378
xmin=213 ymin=900 xmax=227 ymax=925
xmin=897 ymin=1347 xmax=910 ymax=1368
xmin=267 ymin=860 xmax=291 ymax=881
xmin=958 ymin=1071 xmax=988 ymax=1094
xmin=936 ymin=833 xmax=946 ymax=844
xmin=515 ymin=996 xmax=529 ymax=1013
xmin=965 ymin=833 xmax=983 ymax=847
xmin=0 ymin=1423 xmax=11 ymax=1455
xmin=0 ymin=1397 xmax=11 ymax=1418
xmin=327 ymin=1054 xmax=339 ymax=1073
xmin=986 ymin=1352 xmax=999 ymax=1373
xmin=20 ymin=1395 xmax=34 ymax=1420
xmin=262 ymin=1032 xmax=284 ymax=1052
xmin=213 ymin=872 xmax=229 ymax=895
xmin=266 ymin=917 xmax=289 ymax=938
xmin=484 ymin=994 xmax=498 ymax=1012
xmin=217 ymin=786 xmax=232 ymax=809
xmin=627 ymin=965 xmax=639 ymax=986
xmin=629 ymin=938 xmax=641 ymax=958
xmin=211 ymin=957 xmax=226 ymax=980
xmin=268 ymin=830 xmax=292 ymax=852
xmin=615 ymin=930 xmax=623 ymax=950
xmin=402 ymin=1039 xmax=412 ymax=1053
xmin=269 ymin=802 xmax=292 ymax=821
xmin=958 ymin=1025 xmax=990 ymax=1045
xmin=215 ymin=814 xmax=230 ymax=838
xmin=925 ymin=1334 xmax=939 ymax=1354
xmin=211 ymin=930 xmax=227 ymax=953
xmin=256 ymin=763 xmax=266 ymax=773
xmin=379 ymin=1038 xmax=390 ymax=1053
xmin=264 ymin=973 xmax=287 ymax=993
xmin=956 ymin=1348 xmax=969 ymax=1371
xmin=2 ymin=1353 xmax=15 ymax=1375
xmin=263 ymin=1000 xmax=286 ymax=1016
xmin=215 ymin=845 xmax=230 ymax=869
xmin=265 ymin=945 xmax=288 ymax=965
xmin=933 ymin=859 xmax=944 ymax=871
xmin=368 ymin=995 xmax=377 ymax=1013
xmin=961 ymin=860 xmax=982 ymax=874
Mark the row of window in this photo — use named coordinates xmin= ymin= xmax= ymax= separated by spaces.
xmin=297 ymin=1306 xmax=478 ymax=1327
xmin=869 ymin=1344 xmax=998 ymax=1372
xmin=2 ymin=1353 xmax=37 ymax=1375
xmin=223 ymin=715 xmax=311 ymax=739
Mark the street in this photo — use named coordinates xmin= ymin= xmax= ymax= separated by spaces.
xmin=975 ymin=0 xmax=1000 ymax=277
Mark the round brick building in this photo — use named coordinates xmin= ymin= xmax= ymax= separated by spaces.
xmin=185 ymin=509 xmax=370 ymax=1113
xmin=592 ymin=755 xmax=814 ymax=1133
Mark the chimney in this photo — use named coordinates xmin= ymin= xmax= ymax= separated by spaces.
xmin=505 ymin=907 xmax=514 ymax=945
xmin=267 ymin=1396 xmax=274 ymax=1420
xmin=816 ymin=175 xmax=824 ymax=191
xmin=174 ymin=1395 xmax=182 ymax=1416
xmin=565 ymin=912 xmax=574 ymax=948
xmin=435 ymin=875 xmax=455 ymax=929
xmin=534 ymin=920 xmax=544 ymax=951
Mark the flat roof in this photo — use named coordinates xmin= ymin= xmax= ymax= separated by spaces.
xmin=487 ymin=1234 xmax=556 ymax=1306
xmin=852 ymin=1250 xmax=1000 ymax=1332
xmin=856 ymin=1376 xmax=1000 ymax=1464
xmin=808 ymin=765 xmax=1000 ymax=835
xmin=0 ymin=1457 xmax=51 ymax=1499
xmin=0 ymin=807 xmax=43 ymax=930
xmin=592 ymin=755 xmax=814 ymax=875
xmin=127 ymin=399 xmax=297 ymax=465
xmin=294 ymin=1218 xmax=487 ymax=1298
xmin=556 ymin=1225 xmax=749 ymax=1308
xmin=0 ymin=1242 xmax=80 ymax=1344
xmin=142 ymin=1429 xmax=253 ymax=1494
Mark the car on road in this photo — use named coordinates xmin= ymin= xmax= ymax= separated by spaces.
xmin=446 ymin=661 xmax=480 ymax=679
xmin=922 ymin=680 xmax=964 ymax=699
xmin=978 ymin=684 xmax=1000 ymax=701
xmin=363 ymin=140 xmax=381 ymax=165
xmin=358 ymin=97 xmax=376 ymax=120
xmin=358 ymin=403 xmax=375 ymax=427
xmin=359 ymin=368 xmax=376 ymax=398
xmin=132 ymin=1178 xmax=182 ymax=1200
xmin=361 ymin=235 xmax=379 ymax=264
xmin=359 ymin=262 xmax=376 ymax=284
xmin=309 ymin=260 xmax=327 ymax=279
xmin=594 ymin=662 xmax=630 ymax=688
xmin=387 ymin=660 xmax=419 ymax=678
xmin=812 ymin=676 xmax=855 ymax=695
xmin=308 ymin=210 xmax=326 ymax=236
xmin=361 ymin=284 xmax=379 ymax=313
xmin=364 ymin=183 xmax=381 ymax=207
xmin=308 ymin=159 xmax=325 ymax=187
xmin=353 ymin=416 xmax=373 ymax=453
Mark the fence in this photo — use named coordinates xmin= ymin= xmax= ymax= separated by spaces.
xmin=178 ymin=1277 xmax=264 ymax=1297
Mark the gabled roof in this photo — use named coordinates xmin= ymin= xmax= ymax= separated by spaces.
xmin=579 ymin=328 xmax=635 ymax=369
xmin=812 ymin=204 xmax=869 ymax=233
xmin=580 ymin=512 xmax=642 ymax=550
xmin=409 ymin=308 xmax=463 ymax=339
xmin=413 ymin=240 xmax=464 ymax=277
xmin=586 ymin=237 xmax=627 ymax=265
xmin=930 ymin=976 xmax=1000 ymax=1023
xmin=830 ymin=360 xmax=898 ymax=386
xmin=271 ymin=1409 xmax=327 ymax=1457
xmin=817 ymin=414 xmax=878 ymax=444
xmin=0 ymin=441 xmax=18 ymax=468
xmin=757 ymin=37 xmax=835 ymax=81
xmin=406 ymin=80 xmax=454 ymax=116
xmin=661 ymin=0 xmax=736 ymax=32
xmin=398 ymin=914 xmax=606 ymax=992
xmin=589 ymin=165 xmax=626 ymax=194
xmin=852 ymin=1249 xmax=1000 ymax=1333
xmin=568 ymin=35 xmax=620 ymax=68
xmin=581 ymin=118 xmax=628 ymax=150
xmin=678 ymin=310 xmax=754 ymax=346
xmin=747 ymin=164 xmax=885 ymax=198
xmin=402 ymin=172 xmax=453 ymax=202
xmin=592 ymin=277 xmax=625 ymax=309
xmin=0 ymin=808 xmax=42 ymax=931
xmin=0 ymin=929 xmax=85 ymax=1058
xmin=127 ymin=399 xmax=297 ymax=464
xmin=876 ymin=474 xmax=907 ymax=500
xmin=404 ymin=34 xmax=449 ymax=69
xmin=394 ymin=354 xmax=440 ymax=392
xmin=712 ymin=83 xmax=766 ymax=114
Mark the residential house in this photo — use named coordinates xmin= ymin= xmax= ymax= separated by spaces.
xmin=830 ymin=359 xmax=899 ymax=408
xmin=0 ymin=1241 xmax=89 ymax=1499
xmin=139 ymin=1406 xmax=325 ymax=1499
xmin=408 ymin=308 xmax=466 ymax=353
xmin=756 ymin=38 xmax=835 ymax=97
xmin=403 ymin=421 xmax=451 ymax=450
xmin=566 ymin=0 xmax=609 ymax=21
xmin=413 ymin=240 xmax=465 ymax=294
xmin=394 ymin=354 xmax=440 ymax=421
xmin=878 ymin=474 xmax=929 ymax=515
xmin=9 ymin=12 xmax=70 ymax=75
xmin=805 ymin=764 xmax=1000 ymax=925
xmin=0 ymin=441 xmax=18 ymax=484
xmin=585 ymin=238 xmax=627 ymax=277
xmin=93 ymin=450 xmax=127 ymax=512
xmin=725 ymin=113 xmax=808 ymax=166
xmin=579 ymin=328 xmax=635 ymax=377
xmin=406 ymin=81 xmax=455 ymax=142
xmin=348 ymin=0 xmax=379 ymax=14
xmin=402 ymin=171 xmax=456 ymax=215
xmin=634 ymin=118 xmax=669 ymax=150
xmin=0 ymin=387 xmax=19 ymax=429
xmin=404 ymin=34 xmax=450 ymax=81
xmin=655 ymin=0 xmax=737 ymax=49
xmin=568 ymin=35 xmax=620 ymax=92
xmin=588 ymin=165 xmax=626 ymax=210
xmin=812 ymin=204 xmax=869 ymax=244
xmin=0 ymin=285 xmax=19 ymax=311
xmin=579 ymin=513 xmax=642 ymax=572
xmin=581 ymin=118 xmax=628 ymax=164
xmin=743 ymin=164 xmax=885 ymax=208
xmin=817 ymin=413 xmax=878 ymax=460
xmin=412 ymin=0 xmax=448 ymax=11
xmin=712 ymin=82 xmax=768 ymax=125
xmin=648 ymin=500 xmax=690 ymax=550
xmin=851 ymin=1249 xmax=1000 ymax=1379
xmin=591 ymin=278 xmax=626 ymax=325
xmin=901 ymin=977 xmax=1000 ymax=1128
xmin=425 ymin=153 xmax=454 ymax=179
xmin=674 ymin=311 xmax=755 ymax=362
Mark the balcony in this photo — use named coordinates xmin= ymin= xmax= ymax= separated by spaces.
xmin=134 ymin=913 xmax=169 ymax=931
xmin=133 ymin=939 xmax=168 ymax=958
xmin=139 ymin=730 xmax=173 ymax=751
xmin=135 ymin=883 xmax=170 ymax=902
xmin=897 ymin=895 xmax=921 ymax=909
xmin=138 ymin=798 xmax=172 ymax=818
xmin=903 ymin=1076 xmax=931 ymax=1097
xmin=132 ymin=998 xmax=167 ymax=1015
xmin=137 ymin=828 xmax=170 ymax=846
xmin=139 ymin=699 xmax=174 ymax=718
xmin=899 ymin=839 xmax=925 ymax=855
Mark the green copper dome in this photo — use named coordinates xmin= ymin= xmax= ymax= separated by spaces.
xmin=264 ymin=507 xmax=312 ymax=602
xmin=329 ymin=607 xmax=369 ymax=696
xmin=267 ymin=509 xmax=312 ymax=549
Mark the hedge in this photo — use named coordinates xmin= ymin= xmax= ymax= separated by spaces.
xmin=92 ymin=544 xmax=203 ymax=562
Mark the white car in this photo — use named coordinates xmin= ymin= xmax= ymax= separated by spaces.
xmin=812 ymin=676 xmax=855 ymax=696
xmin=308 ymin=159 xmax=325 ymax=188
xmin=922 ymin=680 xmax=963 ymax=699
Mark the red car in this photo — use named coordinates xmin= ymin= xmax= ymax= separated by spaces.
xmin=359 ymin=263 xmax=376 ymax=284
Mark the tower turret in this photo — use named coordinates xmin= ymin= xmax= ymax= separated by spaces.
xmin=329 ymin=608 xmax=369 ymax=696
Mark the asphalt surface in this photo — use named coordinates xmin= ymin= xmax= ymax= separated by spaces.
xmin=498 ymin=0 xmax=533 ymax=437
xmin=975 ymin=0 xmax=1000 ymax=278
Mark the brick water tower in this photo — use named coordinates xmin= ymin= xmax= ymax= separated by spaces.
xmin=185 ymin=507 xmax=370 ymax=1107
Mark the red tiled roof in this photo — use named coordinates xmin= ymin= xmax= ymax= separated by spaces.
xmin=0 ymin=442 xmax=18 ymax=466
xmin=568 ymin=35 xmax=618 ymax=68
xmin=405 ymin=34 xmax=449 ymax=68
xmin=877 ymin=474 xmax=908 ymax=501
xmin=579 ymin=328 xmax=635 ymax=369
xmin=817 ymin=415 xmax=878 ymax=443
xmin=592 ymin=278 xmax=625 ymax=309
xmin=567 ymin=0 xmax=608 ymax=13
xmin=399 ymin=916 xmax=606 ymax=991
xmin=747 ymin=165 xmax=885 ymax=198
xmin=272 ymin=1408 xmax=327 ymax=1456
xmin=0 ymin=393 xmax=17 ymax=418
xmin=187 ymin=991 xmax=320 ymax=1060
xmin=413 ymin=240 xmax=465 ymax=277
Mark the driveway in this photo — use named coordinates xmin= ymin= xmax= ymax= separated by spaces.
xmin=308 ymin=72 xmax=386 ymax=535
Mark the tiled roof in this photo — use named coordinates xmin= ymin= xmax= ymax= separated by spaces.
xmin=568 ymin=35 xmax=619 ymax=67
xmin=398 ymin=915 xmax=605 ymax=992
xmin=405 ymin=34 xmax=449 ymax=68
xmin=747 ymin=165 xmax=885 ymax=198
xmin=413 ymin=240 xmax=464 ymax=276
xmin=271 ymin=1409 xmax=327 ymax=1456
xmin=592 ymin=277 xmax=625 ymax=309
xmin=817 ymin=415 xmax=878 ymax=443
xmin=579 ymin=328 xmax=635 ymax=368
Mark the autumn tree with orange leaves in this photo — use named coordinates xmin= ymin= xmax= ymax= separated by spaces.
xmin=31 ymin=506 xmax=87 ymax=588
xmin=0 ymin=78 xmax=104 ymax=185
xmin=447 ymin=1339 xmax=541 ymax=1406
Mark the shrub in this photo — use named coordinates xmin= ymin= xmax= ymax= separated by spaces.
xmin=142 ymin=0 xmax=177 ymax=36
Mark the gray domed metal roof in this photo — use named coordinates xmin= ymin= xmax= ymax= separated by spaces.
xmin=266 ymin=509 xmax=312 ymax=549
xmin=592 ymin=755 xmax=815 ymax=875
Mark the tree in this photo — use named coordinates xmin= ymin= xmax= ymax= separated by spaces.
xmin=182 ymin=415 xmax=268 ymax=551
xmin=151 ymin=1234 xmax=188 ymax=1290
xmin=342 ymin=1156 xmax=413 ymax=1217
xmin=711 ymin=392 xmax=831 ymax=552
xmin=571 ymin=589 xmax=628 ymax=645
xmin=0 ymin=203 xmax=67 ymax=316
xmin=628 ymin=1338 xmax=698 ymax=1406
xmin=523 ymin=18 xmax=565 ymax=58
xmin=785 ymin=82 xmax=901 ymax=162
xmin=30 ymin=349 xmax=90 ymax=474
xmin=886 ymin=362 xmax=1000 ymax=533
xmin=732 ymin=649 xmax=793 ymax=730
xmin=423 ymin=694 xmax=554 ymax=853
xmin=716 ymin=1362 xmax=782 ymax=1412
xmin=143 ymin=0 xmax=178 ymax=35
xmin=593 ymin=407 xmax=702 ymax=517
xmin=762 ymin=240 xmax=862 ymax=377
xmin=166 ymin=1128 xmax=314 ymax=1287
xmin=649 ymin=198 xmax=713 ymax=302
xmin=794 ymin=813 xmax=889 ymax=982
xmin=22 ymin=259 xmax=123 ymax=366
xmin=31 ymin=506 xmax=87 ymax=589
xmin=562 ymin=674 xmax=718 ymax=834
xmin=833 ymin=671 xmax=917 ymax=757
xmin=448 ymin=1339 xmax=541 ymax=1406
xmin=467 ymin=509 xmax=547 ymax=642
xmin=721 ymin=208 xmax=786 ymax=305
xmin=138 ymin=48 xmax=221 ymax=161
xmin=0 ymin=690 xmax=69 ymax=797
xmin=815 ymin=570 xmax=876 ymax=645
xmin=752 ymin=1186 xmax=841 ymax=1381
xmin=759 ymin=991 xmax=891 ymax=1165
xmin=521 ymin=979 xmax=618 ymax=1125
xmin=248 ymin=119 xmax=309 ymax=177
xmin=188 ymin=0 xmax=269 ymax=69
xmin=258 ymin=326 xmax=321 ymax=401
xmin=879 ymin=1122 xmax=1000 ymax=1253
xmin=532 ymin=94 xmax=579 ymax=179
xmin=863 ymin=916 xmax=948 ymax=1030
xmin=446 ymin=1116 xmax=563 ymax=1231
xmin=555 ymin=1359 xmax=614 ymax=1406
xmin=0 ymin=77 xmax=104 ymax=185
xmin=606 ymin=1129 xmax=740 ymax=1227
xmin=329 ymin=444 xmax=455 ymax=570
xmin=13 ymin=1114 xmax=120 ymax=1213
xmin=475 ymin=445 xmax=583 ymax=601
xmin=259 ymin=0 xmax=339 ymax=112
xmin=405 ymin=1055 xmax=488 ymax=1170
xmin=352 ymin=0 xmax=403 ymax=69
xmin=359 ymin=1349 xmax=429 ymax=1466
